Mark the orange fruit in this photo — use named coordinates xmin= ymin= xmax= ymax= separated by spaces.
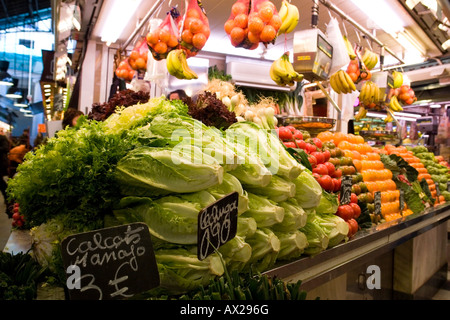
xmin=259 ymin=24 xmax=276 ymax=42
xmin=201 ymin=24 xmax=210 ymax=38
xmin=353 ymin=159 xmax=362 ymax=172
xmin=159 ymin=28 xmax=171 ymax=43
xmin=192 ymin=32 xmax=207 ymax=49
xmin=146 ymin=31 xmax=159 ymax=45
xmin=269 ymin=14 xmax=282 ymax=30
xmin=317 ymin=131 xmax=333 ymax=142
xmin=247 ymin=31 xmax=260 ymax=44
xmin=186 ymin=8 xmax=201 ymax=19
xmin=230 ymin=27 xmax=245 ymax=45
xmin=129 ymin=50 xmax=140 ymax=61
xmin=189 ymin=18 xmax=204 ymax=34
xmin=234 ymin=13 xmax=248 ymax=29
xmin=181 ymin=30 xmax=193 ymax=44
xmin=248 ymin=16 xmax=264 ymax=34
xmin=224 ymin=19 xmax=235 ymax=34
xmin=153 ymin=41 xmax=168 ymax=54
xmin=135 ymin=57 xmax=146 ymax=70
xmin=232 ymin=2 xmax=248 ymax=17
xmin=167 ymin=34 xmax=179 ymax=48
xmin=259 ymin=6 xmax=274 ymax=22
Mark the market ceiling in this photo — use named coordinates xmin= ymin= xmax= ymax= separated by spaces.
xmin=0 ymin=0 xmax=51 ymax=29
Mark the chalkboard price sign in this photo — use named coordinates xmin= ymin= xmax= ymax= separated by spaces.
xmin=374 ymin=191 xmax=382 ymax=216
xmin=197 ymin=192 xmax=239 ymax=261
xmin=399 ymin=190 xmax=405 ymax=212
xmin=60 ymin=223 xmax=159 ymax=300
xmin=340 ymin=176 xmax=353 ymax=205
xmin=435 ymin=182 xmax=441 ymax=203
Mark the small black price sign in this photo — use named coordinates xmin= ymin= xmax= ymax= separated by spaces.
xmin=399 ymin=190 xmax=405 ymax=212
xmin=60 ymin=223 xmax=160 ymax=300
xmin=340 ymin=175 xmax=353 ymax=205
xmin=197 ymin=192 xmax=239 ymax=261
xmin=374 ymin=191 xmax=382 ymax=216
xmin=435 ymin=182 xmax=441 ymax=203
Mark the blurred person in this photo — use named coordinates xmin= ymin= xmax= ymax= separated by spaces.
xmin=167 ymin=89 xmax=188 ymax=101
xmin=62 ymin=108 xmax=84 ymax=128
xmin=8 ymin=141 xmax=30 ymax=179
xmin=0 ymin=128 xmax=10 ymax=211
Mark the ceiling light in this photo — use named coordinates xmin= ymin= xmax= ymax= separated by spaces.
xmin=430 ymin=104 xmax=441 ymax=108
xmin=393 ymin=112 xmax=422 ymax=118
xmin=0 ymin=71 xmax=14 ymax=86
xmin=96 ymin=0 xmax=143 ymax=45
xmin=6 ymin=87 xmax=23 ymax=99
xmin=350 ymin=0 xmax=405 ymax=33
xmin=442 ymin=39 xmax=450 ymax=51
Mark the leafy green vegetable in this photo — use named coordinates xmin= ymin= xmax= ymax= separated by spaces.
xmin=113 ymin=191 xmax=216 ymax=244
xmin=313 ymin=213 xmax=348 ymax=248
xmin=315 ymin=190 xmax=339 ymax=215
xmin=299 ymin=210 xmax=329 ymax=255
xmin=151 ymin=247 xmax=224 ymax=295
xmin=115 ymin=146 xmax=224 ymax=197
xmin=380 ymin=153 xmax=418 ymax=182
xmin=226 ymin=121 xmax=303 ymax=180
xmin=241 ymin=193 xmax=285 ymax=228
xmin=271 ymin=198 xmax=307 ymax=232
xmin=236 ymin=216 xmax=257 ymax=238
xmin=245 ymin=174 xmax=296 ymax=202
xmin=207 ymin=173 xmax=249 ymax=215
xmin=293 ymin=171 xmax=323 ymax=209
xmin=274 ymin=230 xmax=308 ymax=261
xmin=218 ymin=236 xmax=252 ymax=272
xmin=245 ymin=228 xmax=280 ymax=272
xmin=7 ymin=120 xmax=135 ymax=228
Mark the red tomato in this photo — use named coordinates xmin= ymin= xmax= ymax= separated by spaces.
xmin=324 ymin=162 xmax=335 ymax=176
xmin=293 ymin=130 xmax=303 ymax=140
xmin=337 ymin=204 xmax=354 ymax=221
xmin=278 ymin=127 xmax=293 ymax=141
xmin=333 ymin=168 xmax=342 ymax=179
xmin=284 ymin=141 xmax=296 ymax=148
xmin=312 ymin=172 xmax=321 ymax=180
xmin=311 ymin=151 xmax=324 ymax=164
xmin=332 ymin=178 xmax=341 ymax=192
xmin=296 ymin=140 xmax=306 ymax=150
xmin=347 ymin=218 xmax=359 ymax=236
xmin=318 ymin=175 xmax=333 ymax=191
xmin=350 ymin=193 xmax=358 ymax=204
xmin=322 ymin=149 xmax=331 ymax=162
xmin=308 ymin=155 xmax=317 ymax=168
xmin=305 ymin=143 xmax=317 ymax=154
xmin=349 ymin=203 xmax=361 ymax=219
xmin=312 ymin=137 xmax=323 ymax=149
xmin=313 ymin=163 xmax=328 ymax=176
xmin=12 ymin=212 xmax=20 ymax=220
xmin=285 ymin=125 xmax=296 ymax=133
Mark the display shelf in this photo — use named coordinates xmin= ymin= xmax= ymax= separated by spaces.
xmin=263 ymin=203 xmax=450 ymax=292
xmin=3 ymin=203 xmax=450 ymax=300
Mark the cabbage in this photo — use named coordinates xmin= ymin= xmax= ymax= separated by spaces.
xmin=112 ymin=191 xmax=216 ymax=244
xmin=153 ymin=247 xmax=224 ymax=295
xmin=313 ymin=213 xmax=349 ymax=248
xmin=226 ymin=121 xmax=303 ymax=180
xmin=315 ymin=190 xmax=339 ymax=215
xmin=272 ymin=198 xmax=307 ymax=232
xmin=274 ymin=230 xmax=309 ymax=261
xmin=245 ymin=174 xmax=296 ymax=202
xmin=218 ymin=235 xmax=252 ymax=272
xmin=115 ymin=146 xmax=223 ymax=196
xmin=293 ymin=171 xmax=323 ymax=209
xmin=241 ymin=193 xmax=285 ymax=228
xmin=236 ymin=216 xmax=257 ymax=238
xmin=300 ymin=219 xmax=329 ymax=256
xmin=245 ymin=228 xmax=280 ymax=272
xmin=207 ymin=173 xmax=249 ymax=215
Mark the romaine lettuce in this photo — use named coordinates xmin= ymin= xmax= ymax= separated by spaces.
xmin=245 ymin=174 xmax=296 ymax=202
xmin=293 ymin=171 xmax=323 ymax=209
xmin=241 ymin=193 xmax=285 ymax=228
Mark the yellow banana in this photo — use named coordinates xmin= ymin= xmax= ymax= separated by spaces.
xmin=282 ymin=53 xmax=303 ymax=80
xmin=270 ymin=55 xmax=290 ymax=85
xmin=278 ymin=0 xmax=289 ymax=22
xmin=278 ymin=0 xmax=299 ymax=35
xmin=330 ymin=73 xmax=342 ymax=94
xmin=355 ymin=106 xmax=367 ymax=121
xmin=391 ymin=95 xmax=403 ymax=111
xmin=392 ymin=71 xmax=403 ymax=88
xmin=166 ymin=49 xmax=184 ymax=78
xmin=337 ymin=70 xmax=350 ymax=93
xmin=343 ymin=35 xmax=356 ymax=60
xmin=342 ymin=70 xmax=356 ymax=92
xmin=359 ymin=81 xmax=369 ymax=103
xmin=384 ymin=112 xmax=393 ymax=123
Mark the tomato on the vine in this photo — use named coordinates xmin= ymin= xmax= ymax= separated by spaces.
xmin=349 ymin=202 xmax=361 ymax=219
xmin=337 ymin=204 xmax=354 ymax=221
xmin=313 ymin=163 xmax=328 ymax=176
xmin=347 ymin=218 xmax=359 ymax=236
xmin=317 ymin=175 xmax=333 ymax=191
xmin=278 ymin=127 xmax=293 ymax=141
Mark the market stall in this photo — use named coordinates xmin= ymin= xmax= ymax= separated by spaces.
xmin=2 ymin=0 xmax=450 ymax=301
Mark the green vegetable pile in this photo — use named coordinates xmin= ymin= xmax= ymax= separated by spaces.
xmin=0 ymin=251 xmax=46 ymax=300
xmin=6 ymin=95 xmax=351 ymax=297
xmin=411 ymin=146 xmax=450 ymax=201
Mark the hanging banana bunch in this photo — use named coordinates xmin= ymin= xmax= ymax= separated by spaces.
xmin=362 ymin=48 xmax=378 ymax=70
xmin=359 ymin=81 xmax=380 ymax=106
xmin=270 ymin=52 xmax=304 ymax=86
xmin=277 ymin=0 xmax=300 ymax=36
xmin=329 ymin=70 xmax=356 ymax=94
xmin=166 ymin=49 xmax=198 ymax=80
